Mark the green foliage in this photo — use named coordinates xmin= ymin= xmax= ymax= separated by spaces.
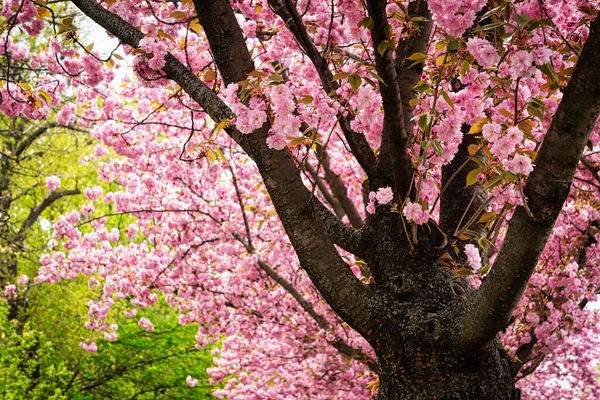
xmin=1 ymin=293 xmax=216 ymax=399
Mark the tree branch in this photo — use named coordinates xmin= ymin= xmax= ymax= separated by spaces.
xmin=394 ymin=1 xmax=433 ymax=138
xmin=267 ymin=0 xmax=379 ymax=181
xmin=70 ymin=0 xmax=373 ymax=336
xmin=440 ymin=130 xmax=487 ymax=239
xmin=14 ymin=124 xmax=51 ymax=157
xmin=18 ymin=189 xmax=80 ymax=236
xmin=305 ymin=161 xmax=346 ymax=219
xmin=315 ymin=144 xmax=364 ymax=228
xmin=367 ymin=0 xmax=413 ymax=197
xmin=458 ymin=16 xmax=600 ymax=348
xmin=581 ymin=155 xmax=600 ymax=185
xmin=232 ymin=232 xmax=377 ymax=371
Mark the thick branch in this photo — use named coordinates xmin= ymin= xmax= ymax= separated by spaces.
xmin=367 ymin=0 xmax=413 ymax=197
xmin=394 ymin=1 xmax=433 ymax=137
xmin=267 ymin=0 xmax=379 ymax=180
xmin=440 ymin=130 xmax=487 ymax=238
xmin=458 ymin=16 xmax=600 ymax=348
xmin=70 ymin=0 xmax=373 ymax=335
xmin=15 ymin=124 xmax=52 ymax=157
xmin=70 ymin=0 xmax=232 ymax=122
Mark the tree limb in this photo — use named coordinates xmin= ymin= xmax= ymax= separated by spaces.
xmin=18 ymin=189 xmax=81 ymax=236
xmin=367 ymin=0 xmax=413 ymax=197
xmin=305 ymin=161 xmax=346 ymax=219
xmin=458 ymin=16 xmax=600 ymax=348
xmin=315 ymin=144 xmax=364 ymax=228
xmin=232 ymin=232 xmax=377 ymax=371
xmin=70 ymin=0 xmax=373 ymax=336
xmin=394 ymin=1 xmax=433 ymax=138
xmin=267 ymin=0 xmax=379 ymax=180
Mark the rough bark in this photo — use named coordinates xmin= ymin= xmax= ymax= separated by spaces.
xmin=359 ymin=214 xmax=518 ymax=399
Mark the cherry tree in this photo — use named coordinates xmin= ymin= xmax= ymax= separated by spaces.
xmin=3 ymin=0 xmax=600 ymax=398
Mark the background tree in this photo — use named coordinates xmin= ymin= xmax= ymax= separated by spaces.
xmin=4 ymin=0 xmax=600 ymax=399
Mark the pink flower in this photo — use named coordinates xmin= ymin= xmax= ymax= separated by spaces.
xmin=138 ymin=317 xmax=154 ymax=332
xmin=186 ymin=375 xmax=198 ymax=387
xmin=79 ymin=340 xmax=98 ymax=352
xmin=124 ymin=308 xmax=138 ymax=318
xmin=504 ymin=154 xmax=534 ymax=176
xmin=3 ymin=284 xmax=17 ymax=299
xmin=403 ymin=202 xmax=430 ymax=225
xmin=464 ymin=244 xmax=482 ymax=270
xmin=375 ymin=187 xmax=394 ymax=205
xmin=467 ymin=38 xmax=500 ymax=68
xmin=17 ymin=275 xmax=28 ymax=285
xmin=266 ymin=133 xmax=287 ymax=150
xmin=505 ymin=126 xmax=523 ymax=144
xmin=482 ymin=123 xmax=502 ymax=143
xmin=357 ymin=86 xmax=379 ymax=108
xmin=510 ymin=50 xmax=534 ymax=77
xmin=46 ymin=176 xmax=61 ymax=191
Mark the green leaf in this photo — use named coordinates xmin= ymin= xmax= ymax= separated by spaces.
xmin=478 ymin=211 xmax=497 ymax=224
xmin=465 ymin=168 xmax=484 ymax=187
xmin=513 ymin=14 xmax=531 ymax=25
xmin=367 ymin=70 xmax=386 ymax=85
xmin=432 ymin=140 xmax=443 ymax=156
xmin=453 ymin=268 xmax=475 ymax=277
xmin=473 ymin=21 xmax=506 ymax=32
xmin=537 ymin=63 xmax=560 ymax=85
xmin=377 ymin=41 xmax=389 ymax=57
xmin=358 ymin=16 xmax=374 ymax=30
xmin=478 ymin=4 xmax=506 ymax=22
xmin=406 ymin=52 xmax=427 ymax=62
xmin=169 ymin=10 xmax=187 ymax=19
xmin=440 ymin=90 xmax=454 ymax=109
xmin=417 ymin=113 xmax=431 ymax=135
xmin=349 ymin=74 xmax=362 ymax=91
xmin=298 ymin=95 xmax=314 ymax=104
xmin=332 ymin=72 xmax=350 ymax=81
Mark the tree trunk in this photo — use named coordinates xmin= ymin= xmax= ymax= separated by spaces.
xmin=374 ymin=339 xmax=518 ymax=399
xmin=361 ymin=215 xmax=520 ymax=399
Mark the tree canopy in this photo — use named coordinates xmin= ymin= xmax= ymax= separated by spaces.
xmin=2 ymin=0 xmax=600 ymax=398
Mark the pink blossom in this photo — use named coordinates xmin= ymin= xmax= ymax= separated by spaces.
xmin=46 ymin=176 xmax=61 ymax=191
xmin=186 ymin=375 xmax=198 ymax=387
xmin=482 ymin=123 xmax=502 ymax=143
xmin=17 ymin=275 xmax=28 ymax=285
xmin=138 ymin=317 xmax=154 ymax=332
xmin=266 ymin=133 xmax=287 ymax=150
xmin=467 ymin=38 xmax=500 ymax=68
xmin=464 ymin=244 xmax=482 ymax=270
xmin=375 ymin=187 xmax=394 ymax=205
xmin=80 ymin=341 xmax=98 ymax=353
xmin=403 ymin=202 xmax=430 ymax=225
xmin=3 ymin=284 xmax=17 ymax=299
xmin=504 ymin=154 xmax=534 ymax=176
xmin=510 ymin=50 xmax=535 ymax=77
